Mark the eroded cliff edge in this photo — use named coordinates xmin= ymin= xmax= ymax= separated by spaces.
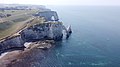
xmin=0 ymin=21 xmax=65 ymax=53
xmin=0 ymin=10 xmax=72 ymax=67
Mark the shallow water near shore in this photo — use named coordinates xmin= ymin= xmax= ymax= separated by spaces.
xmin=2 ymin=6 xmax=120 ymax=67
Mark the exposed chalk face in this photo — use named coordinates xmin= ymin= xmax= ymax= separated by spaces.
xmin=0 ymin=22 xmax=66 ymax=52
xmin=21 ymin=22 xmax=64 ymax=41
xmin=0 ymin=35 xmax=25 ymax=53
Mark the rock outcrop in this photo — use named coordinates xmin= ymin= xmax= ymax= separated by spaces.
xmin=0 ymin=11 xmax=72 ymax=54
xmin=0 ymin=40 xmax=55 ymax=67
xmin=34 ymin=11 xmax=59 ymax=21
xmin=0 ymin=21 xmax=65 ymax=53
xmin=20 ymin=22 xmax=64 ymax=41
xmin=0 ymin=35 xmax=25 ymax=52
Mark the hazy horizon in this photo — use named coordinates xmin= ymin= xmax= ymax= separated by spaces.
xmin=0 ymin=0 xmax=120 ymax=6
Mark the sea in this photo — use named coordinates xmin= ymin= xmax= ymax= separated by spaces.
xmin=2 ymin=6 xmax=120 ymax=67
xmin=37 ymin=6 xmax=120 ymax=67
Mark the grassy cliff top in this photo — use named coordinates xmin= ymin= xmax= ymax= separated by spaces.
xmin=0 ymin=8 xmax=62 ymax=41
xmin=0 ymin=9 xmax=39 ymax=39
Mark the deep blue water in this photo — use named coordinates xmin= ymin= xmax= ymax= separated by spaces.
xmin=39 ymin=6 xmax=120 ymax=67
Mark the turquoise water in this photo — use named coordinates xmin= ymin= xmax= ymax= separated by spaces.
xmin=1 ymin=6 xmax=120 ymax=67
xmin=39 ymin=6 xmax=120 ymax=67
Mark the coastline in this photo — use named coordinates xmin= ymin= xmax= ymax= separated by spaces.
xmin=0 ymin=40 xmax=55 ymax=67
xmin=0 ymin=4 xmax=72 ymax=67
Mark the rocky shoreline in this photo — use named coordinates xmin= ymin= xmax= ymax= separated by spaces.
xmin=0 ymin=8 xmax=72 ymax=67
xmin=0 ymin=40 xmax=55 ymax=67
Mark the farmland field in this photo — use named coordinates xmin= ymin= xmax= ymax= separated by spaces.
xmin=0 ymin=9 xmax=39 ymax=39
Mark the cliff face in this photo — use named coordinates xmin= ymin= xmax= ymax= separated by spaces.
xmin=0 ymin=10 xmax=72 ymax=54
xmin=0 ymin=22 xmax=64 ymax=53
xmin=0 ymin=36 xmax=25 ymax=51
xmin=20 ymin=22 xmax=63 ymax=41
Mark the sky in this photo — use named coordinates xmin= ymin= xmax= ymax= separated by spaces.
xmin=0 ymin=0 xmax=120 ymax=6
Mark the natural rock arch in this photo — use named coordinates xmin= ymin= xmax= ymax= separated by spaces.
xmin=34 ymin=11 xmax=59 ymax=21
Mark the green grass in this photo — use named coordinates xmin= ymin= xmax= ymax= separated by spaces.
xmin=0 ymin=10 xmax=37 ymax=16
xmin=0 ymin=9 xmax=39 ymax=39
xmin=0 ymin=21 xmax=14 ymax=31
